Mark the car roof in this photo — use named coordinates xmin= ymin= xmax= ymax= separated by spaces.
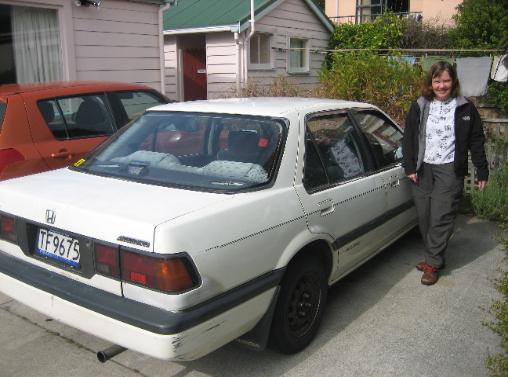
xmin=0 ymin=81 xmax=154 ymax=96
xmin=148 ymin=97 xmax=375 ymax=117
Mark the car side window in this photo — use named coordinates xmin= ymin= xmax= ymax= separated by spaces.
xmin=0 ymin=101 xmax=6 ymax=131
xmin=111 ymin=91 xmax=165 ymax=126
xmin=303 ymin=140 xmax=328 ymax=191
xmin=353 ymin=111 xmax=403 ymax=169
xmin=39 ymin=94 xmax=115 ymax=140
xmin=305 ymin=113 xmax=365 ymax=191
xmin=38 ymin=100 xmax=67 ymax=139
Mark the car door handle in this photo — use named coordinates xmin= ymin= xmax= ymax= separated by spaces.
xmin=51 ymin=150 xmax=73 ymax=159
xmin=318 ymin=198 xmax=335 ymax=216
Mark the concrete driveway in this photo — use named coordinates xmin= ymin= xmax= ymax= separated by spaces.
xmin=0 ymin=215 xmax=504 ymax=377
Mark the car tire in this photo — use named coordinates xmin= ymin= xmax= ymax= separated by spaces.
xmin=269 ymin=256 xmax=328 ymax=354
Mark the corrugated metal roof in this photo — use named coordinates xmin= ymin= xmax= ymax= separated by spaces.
xmin=163 ymin=0 xmax=273 ymax=31
xmin=163 ymin=0 xmax=333 ymax=33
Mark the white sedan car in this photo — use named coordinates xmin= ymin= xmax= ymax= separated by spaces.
xmin=0 ymin=98 xmax=416 ymax=361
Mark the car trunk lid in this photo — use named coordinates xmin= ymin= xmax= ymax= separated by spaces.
xmin=0 ymin=168 xmax=230 ymax=249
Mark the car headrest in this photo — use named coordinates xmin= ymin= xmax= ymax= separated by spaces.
xmin=75 ymin=99 xmax=107 ymax=126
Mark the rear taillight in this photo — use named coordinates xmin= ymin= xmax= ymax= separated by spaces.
xmin=94 ymin=243 xmax=198 ymax=293
xmin=0 ymin=148 xmax=25 ymax=175
xmin=121 ymin=250 xmax=197 ymax=293
xmin=0 ymin=214 xmax=17 ymax=243
xmin=94 ymin=243 xmax=120 ymax=278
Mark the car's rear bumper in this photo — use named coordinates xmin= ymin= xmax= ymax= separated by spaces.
xmin=0 ymin=250 xmax=282 ymax=360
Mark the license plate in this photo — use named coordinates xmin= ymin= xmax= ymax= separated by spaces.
xmin=36 ymin=228 xmax=80 ymax=268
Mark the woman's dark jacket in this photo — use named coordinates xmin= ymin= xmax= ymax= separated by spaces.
xmin=402 ymin=96 xmax=489 ymax=181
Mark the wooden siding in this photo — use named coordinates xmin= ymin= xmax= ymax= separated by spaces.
xmin=206 ymin=32 xmax=237 ymax=99
xmin=164 ymin=0 xmax=331 ymax=98
xmin=247 ymin=0 xmax=330 ymax=90
xmin=73 ymin=0 xmax=162 ymax=89
xmin=164 ymin=36 xmax=178 ymax=100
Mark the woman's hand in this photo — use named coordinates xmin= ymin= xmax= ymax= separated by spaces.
xmin=408 ymin=173 xmax=418 ymax=183
xmin=477 ymin=180 xmax=487 ymax=191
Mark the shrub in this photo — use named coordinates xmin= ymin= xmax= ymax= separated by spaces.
xmin=449 ymin=0 xmax=508 ymax=49
xmin=471 ymin=162 xmax=508 ymax=221
xmin=328 ymin=14 xmax=404 ymax=50
xmin=485 ymin=221 xmax=508 ymax=377
xmin=235 ymin=77 xmax=300 ymax=97
xmin=319 ymin=51 xmax=422 ymax=125
xmin=399 ymin=17 xmax=453 ymax=49
xmin=488 ymin=82 xmax=508 ymax=116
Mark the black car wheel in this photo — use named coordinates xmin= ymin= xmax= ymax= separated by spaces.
xmin=269 ymin=256 xmax=327 ymax=354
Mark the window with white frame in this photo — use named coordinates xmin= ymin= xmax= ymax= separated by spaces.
xmin=249 ymin=33 xmax=272 ymax=68
xmin=288 ymin=37 xmax=309 ymax=73
xmin=0 ymin=3 xmax=62 ymax=84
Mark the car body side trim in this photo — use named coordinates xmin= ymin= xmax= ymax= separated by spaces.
xmin=0 ymin=250 xmax=284 ymax=335
xmin=332 ymin=200 xmax=414 ymax=249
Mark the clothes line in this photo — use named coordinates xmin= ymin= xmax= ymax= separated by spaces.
xmin=271 ymin=46 xmax=507 ymax=95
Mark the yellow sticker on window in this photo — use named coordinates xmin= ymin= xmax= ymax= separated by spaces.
xmin=74 ymin=159 xmax=86 ymax=167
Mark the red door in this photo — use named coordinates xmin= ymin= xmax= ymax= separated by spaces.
xmin=183 ymin=48 xmax=207 ymax=101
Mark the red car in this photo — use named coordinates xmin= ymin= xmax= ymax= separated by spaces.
xmin=0 ymin=82 xmax=168 ymax=180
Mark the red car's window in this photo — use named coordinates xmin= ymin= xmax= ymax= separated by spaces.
xmin=0 ymin=101 xmax=6 ymax=132
xmin=38 ymin=94 xmax=115 ymax=140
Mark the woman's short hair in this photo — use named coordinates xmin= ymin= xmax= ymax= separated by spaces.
xmin=421 ymin=61 xmax=460 ymax=100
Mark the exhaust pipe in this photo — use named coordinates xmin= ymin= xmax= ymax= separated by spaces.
xmin=97 ymin=344 xmax=127 ymax=363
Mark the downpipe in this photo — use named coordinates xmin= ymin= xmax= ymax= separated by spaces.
xmin=97 ymin=344 xmax=127 ymax=363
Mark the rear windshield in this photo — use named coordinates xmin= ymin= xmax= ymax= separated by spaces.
xmin=74 ymin=111 xmax=286 ymax=192
xmin=0 ymin=101 xmax=6 ymax=132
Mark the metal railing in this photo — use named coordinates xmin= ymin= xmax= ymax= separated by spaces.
xmin=330 ymin=11 xmax=423 ymax=25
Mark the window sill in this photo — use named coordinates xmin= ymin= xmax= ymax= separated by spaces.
xmin=249 ymin=65 xmax=275 ymax=71
xmin=287 ymin=70 xmax=310 ymax=75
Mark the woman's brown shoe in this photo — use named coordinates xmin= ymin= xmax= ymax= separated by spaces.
xmin=416 ymin=261 xmax=445 ymax=271
xmin=421 ymin=264 xmax=439 ymax=285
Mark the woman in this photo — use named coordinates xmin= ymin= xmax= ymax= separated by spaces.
xmin=402 ymin=61 xmax=488 ymax=286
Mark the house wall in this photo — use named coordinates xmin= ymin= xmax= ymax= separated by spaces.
xmin=164 ymin=0 xmax=331 ymax=99
xmin=164 ymin=35 xmax=178 ymax=99
xmin=246 ymin=0 xmax=331 ymax=93
xmin=325 ymin=0 xmax=461 ymax=25
xmin=206 ymin=32 xmax=238 ymax=99
xmin=0 ymin=0 xmax=162 ymax=90
xmin=325 ymin=0 xmax=356 ymax=22
xmin=72 ymin=0 xmax=162 ymax=90
xmin=410 ymin=0 xmax=461 ymax=25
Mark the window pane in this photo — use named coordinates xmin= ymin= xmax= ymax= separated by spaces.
xmin=76 ymin=113 xmax=286 ymax=192
xmin=250 ymin=33 xmax=271 ymax=65
xmin=0 ymin=102 xmax=6 ymax=131
xmin=140 ymin=115 xmax=207 ymax=156
xmin=11 ymin=5 xmax=62 ymax=83
xmin=250 ymin=35 xmax=259 ymax=64
xmin=289 ymin=38 xmax=307 ymax=70
xmin=307 ymin=114 xmax=364 ymax=183
xmin=0 ymin=5 xmax=16 ymax=84
xmin=304 ymin=140 xmax=328 ymax=191
xmin=57 ymin=95 xmax=114 ymax=138
xmin=259 ymin=34 xmax=270 ymax=64
xmin=38 ymin=100 xmax=68 ymax=139
xmin=354 ymin=111 xmax=403 ymax=168
xmin=114 ymin=91 xmax=165 ymax=125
